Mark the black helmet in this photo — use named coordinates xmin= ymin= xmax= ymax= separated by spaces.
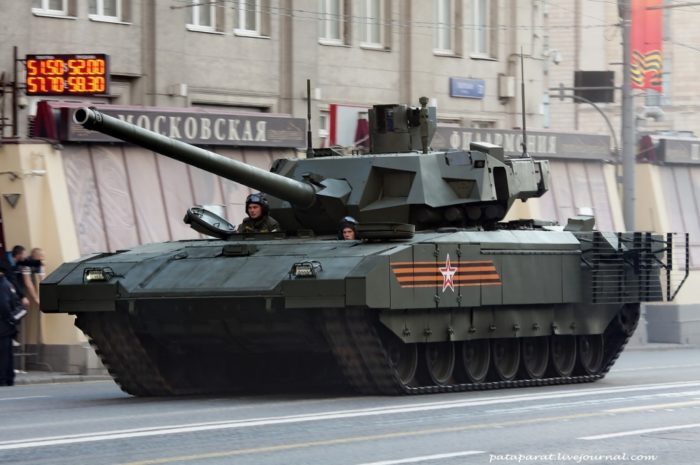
xmin=338 ymin=216 xmax=359 ymax=239
xmin=245 ymin=192 xmax=269 ymax=216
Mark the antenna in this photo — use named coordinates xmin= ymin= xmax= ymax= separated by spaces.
xmin=306 ymin=79 xmax=314 ymax=159
xmin=520 ymin=48 xmax=528 ymax=158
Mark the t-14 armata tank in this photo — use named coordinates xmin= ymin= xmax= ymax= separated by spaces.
xmin=41 ymin=99 xmax=688 ymax=396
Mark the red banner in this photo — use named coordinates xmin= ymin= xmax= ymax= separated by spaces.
xmin=631 ymin=0 xmax=663 ymax=91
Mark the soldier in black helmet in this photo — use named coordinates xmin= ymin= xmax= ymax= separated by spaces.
xmin=238 ymin=192 xmax=281 ymax=233
xmin=338 ymin=216 xmax=359 ymax=240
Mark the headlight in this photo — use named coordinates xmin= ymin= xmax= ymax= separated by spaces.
xmin=289 ymin=261 xmax=323 ymax=278
xmin=83 ymin=267 xmax=114 ymax=283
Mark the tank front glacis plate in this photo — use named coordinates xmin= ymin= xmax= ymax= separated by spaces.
xmin=42 ymin=238 xmax=389 ymax=313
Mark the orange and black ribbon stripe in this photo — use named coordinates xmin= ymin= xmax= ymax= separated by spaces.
xmin=390 ymin=260 xmax=502 ymax=289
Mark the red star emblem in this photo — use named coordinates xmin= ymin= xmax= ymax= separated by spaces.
xmin=439 ymin=254 xmax=458 ymax=292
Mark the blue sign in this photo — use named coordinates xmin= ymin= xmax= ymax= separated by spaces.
xmin=449 ymin=77 xmax=485 ymax=99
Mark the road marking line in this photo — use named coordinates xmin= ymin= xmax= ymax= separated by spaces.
xmin=0 ymin=396 xmax=49 ymax=402
xmin=3 ymin=380 xmax=700 ymax=450
xmin=488 ymin=391 xmax=700 ymax=415
xmin=579 ymin=422 xmax=700 ymax=440
xmin=352 ymin=451 xmax=485 ymax=465
xmin=605 ymin=399 xmax=700 ymax=413
xmin=117 ymin=414 xmax=599 ymax=465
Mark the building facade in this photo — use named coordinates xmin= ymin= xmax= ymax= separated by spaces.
xmin=1 ymin=0 xmax=547 ymax=142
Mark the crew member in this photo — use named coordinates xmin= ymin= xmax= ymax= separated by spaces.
xmin=338 ymin=216 xmax=359 ymax=240
xmin=238 ymin=193 xmax=281 ymax=233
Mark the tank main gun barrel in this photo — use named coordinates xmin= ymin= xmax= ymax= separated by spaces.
xmin=73 ymin=108 xmax=317 ymax=208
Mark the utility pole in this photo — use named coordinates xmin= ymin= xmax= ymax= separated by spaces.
xmin=12 ymin=45 xmax=19 ymax=138
xmin=620 ymin=0 xmax=635 ymax=230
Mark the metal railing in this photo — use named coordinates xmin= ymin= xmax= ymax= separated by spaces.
xmin=578 ymin=232 xmax=689 ymax=304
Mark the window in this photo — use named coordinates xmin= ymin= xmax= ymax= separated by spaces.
xmin=360 ymin=0 xmax=382 ymax=47
xmin=645 ymin=90 xmax=662 ymax=108
xmin=471 ymin=120 xmax=495 ymax=129
xmin=188 ymin=0 xmax=216 ymax=31
xmin=473 ymin=0 xmax=496 ymax=57
xmin=433 ymin=0 xmax=452 ymax=53
xmin=319 ymin=111 xmax=330 ymax=147
xmin=319 ymin=0 xmax=344 ymax=44
xmin=235 ymin=0 xmax=262 ymax=35
xmin=438 ymin=117 xmax=461 ymax=128
xmin=89 ymin=0 xmax=121 ymax=21
xmin=32 ymin=0 xmax=68 ymax=15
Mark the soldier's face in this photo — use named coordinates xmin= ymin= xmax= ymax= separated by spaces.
xmin=342 ymin=228 xmax=356 ymax=240
xmin=247 ymin=203 xmax=263 ymax=219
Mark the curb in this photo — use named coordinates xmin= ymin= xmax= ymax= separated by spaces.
xmin=625 ymin=343 xmax=700 ymax=351
xmin=14 ymin=374 xmax=113 ymax=385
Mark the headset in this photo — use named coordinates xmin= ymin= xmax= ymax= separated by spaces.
xmin=338 ymin=216 xmax=359 ymax=239
xmin=245 ymin=192 xmax=270 ymax=216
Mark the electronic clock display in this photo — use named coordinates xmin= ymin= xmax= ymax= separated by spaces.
xmin=25 ymin=54 xmax=110 ymax=96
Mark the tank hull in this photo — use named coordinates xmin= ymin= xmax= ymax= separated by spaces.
xmin=42 ymin=229 xmax=673 ymax=396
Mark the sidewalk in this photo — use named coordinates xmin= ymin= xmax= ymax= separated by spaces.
xmin=626 ymin=342 xmax=699 ymax=351
xmin=13 ymin=370 xmax=112 ymax=385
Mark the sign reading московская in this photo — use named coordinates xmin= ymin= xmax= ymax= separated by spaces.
xmin=62 ymin=106 xmax=307 ymax=148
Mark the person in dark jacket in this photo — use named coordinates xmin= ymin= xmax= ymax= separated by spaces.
xmin=238 ymin=193 xmax=281 ymax=233
xmin=0 ymin=272 xmax=18 ymax=386
xmin=2 ymin=249 xmax=25 ymax=304
xmin=7 ymin=246 xmax=37 ymax=308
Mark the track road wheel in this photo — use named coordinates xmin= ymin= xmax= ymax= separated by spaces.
xmin=384 ymin=332 xmax=419 ymax=387
xmin=423 ymin=342 xmax=455 ymax=386
xmin=520 ymin=337 xmax=549 ymax=379
xmin=490 ymin=338 xmax=520 ymax=381
xmin=577 ymin=335 xmax=605 ymax=375
xmin=549 ymin=335 xmax=576 ymax=377
xmin=458 ymin=339 xmax=490 ymax=383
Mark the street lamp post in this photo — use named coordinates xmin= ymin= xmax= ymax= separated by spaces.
xmin=549 ymin=90 xmax=620 ymax=161
xmin=620 ymin=0 xmax=636 ymax=230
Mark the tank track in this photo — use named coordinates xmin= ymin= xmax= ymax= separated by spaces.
xmin=75 ymin=304 xmax=634 ymax=396
xmin=75 ymin=312 xmax=175 ymax=396
xmin=321 ymin=306 xmax=635 ymax=395
xmin=77 ymin=310 xmax=347 ymax=396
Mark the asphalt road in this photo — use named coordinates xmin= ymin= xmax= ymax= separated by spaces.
xmin=2 ymin=347 xmax=700 ymax=465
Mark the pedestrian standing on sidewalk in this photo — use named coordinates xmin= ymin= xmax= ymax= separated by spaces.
xmin=0 ymin=271 xmax=18 ymax=386
xmin=6 ymin=246 xmax=29 ymax=308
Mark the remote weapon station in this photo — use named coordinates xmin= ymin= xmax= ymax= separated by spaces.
xmin=41 ymin=97 xmax=687 ymax=396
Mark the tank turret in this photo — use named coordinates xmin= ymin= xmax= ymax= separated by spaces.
xmin=75 ymin=101 xmax=549 ymax=235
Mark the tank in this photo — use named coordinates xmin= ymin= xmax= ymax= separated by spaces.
xmin=40 ymin=100 xmax=688 ymax=396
